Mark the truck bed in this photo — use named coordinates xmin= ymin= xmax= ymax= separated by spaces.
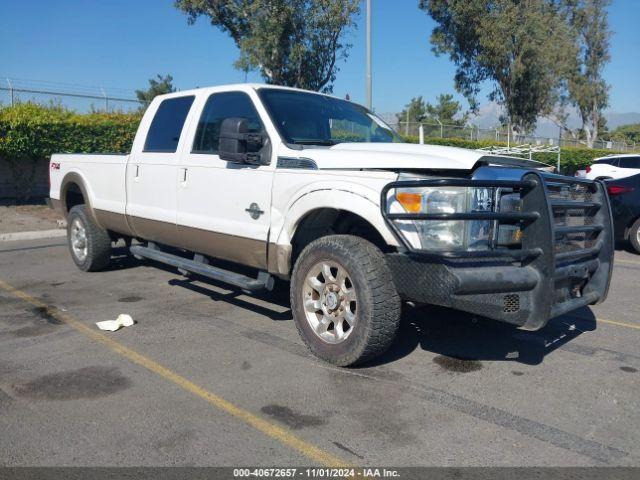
xmin=49 ymin=153 xmax=130 ymax=217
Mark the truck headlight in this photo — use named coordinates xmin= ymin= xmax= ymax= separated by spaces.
xmin=391 ymin=178 xmax=493 ymax=251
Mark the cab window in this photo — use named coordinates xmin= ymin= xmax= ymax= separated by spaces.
xmin=144 ymin=96 xmax=195 ymax=153
xmin=192 ymin=92 xmax=264 ymax=154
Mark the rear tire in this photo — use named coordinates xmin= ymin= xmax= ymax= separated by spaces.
xmin=290 ymin=235 xmax=401 ymax=366
xmin=629 ymin=218 xmax=640 ymax=254
xmin=67 ymin=205 xmax=112 ymax=271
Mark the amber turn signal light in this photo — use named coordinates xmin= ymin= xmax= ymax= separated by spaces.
xmin=396 ymin=192 xmax=423 ymax=213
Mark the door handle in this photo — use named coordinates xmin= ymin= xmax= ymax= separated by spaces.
xmin=180 ymin=168 xmax=188 ymax=183
xmin=134 ymin=164 xmax=140 ymax=182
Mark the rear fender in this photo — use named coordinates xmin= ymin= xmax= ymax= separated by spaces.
xmin=59 ymin=171 xmax=100 ymax=226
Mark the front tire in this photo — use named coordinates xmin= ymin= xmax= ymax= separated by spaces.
xmin=290 ymin=235 xmax=401 ymax=366
xmin=67 ymin=205 xmax=112 ymax=271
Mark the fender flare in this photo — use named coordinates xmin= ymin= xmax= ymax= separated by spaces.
xmin=59 ymin=171 xmax=100 ymax=226
xmin=277 ymin=188 xmax=398 ymax=246
xmin=268 ymin=187 xmax=399 ymax=277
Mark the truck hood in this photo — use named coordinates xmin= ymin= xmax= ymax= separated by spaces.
xmin=283 ymin=143 xmax=545 ymax=171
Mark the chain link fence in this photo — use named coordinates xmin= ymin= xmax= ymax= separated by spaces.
xmin=0 ymin=78 xmax=637 ymax=152
xmin=388 ymin=120 xmax=638 ymax=152
xmin=0 ymin=77 xmax=143 ymax=113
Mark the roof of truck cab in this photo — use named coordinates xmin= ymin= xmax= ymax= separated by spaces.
xmin=154 ymin=83 xmax=344 ymax=101
xmin=149 ymin=84 xmax=555 ymax=172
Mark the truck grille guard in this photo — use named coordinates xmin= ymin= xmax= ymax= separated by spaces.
xmin=380 ymin=171 xmax=614 ymax=329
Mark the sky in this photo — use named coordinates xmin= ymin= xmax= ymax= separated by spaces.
xmin=1 ymin=0 xmax=639 ymax=119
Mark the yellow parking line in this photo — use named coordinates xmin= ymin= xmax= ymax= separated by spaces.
xmin=568 ymin=313 xmax=640 ymax=331
xmin=0 ymin=279 xmax=348 ymax=468
xmin=597 ymin=317 xmax=640 ymax=330
xmin=615 ymin=259 xmax=640 ymax=266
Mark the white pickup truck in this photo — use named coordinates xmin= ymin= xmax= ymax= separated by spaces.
xmin=50 ymin=84 xmax=614 ymax=366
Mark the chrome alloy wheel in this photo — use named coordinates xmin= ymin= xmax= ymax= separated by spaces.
xmin=70 ymin=217 xmax=88 ymax=263
xmin=302 ymin=260 xmax=357 ymax=344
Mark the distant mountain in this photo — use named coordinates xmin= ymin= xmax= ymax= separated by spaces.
xmin=605 ymin=112 xmax=640 ymax=130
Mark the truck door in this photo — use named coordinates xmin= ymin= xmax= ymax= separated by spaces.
xmin=126 ymin=95 xmax=195 ymax=245
xmin=176 ymin=90 xmax=274 ymax=269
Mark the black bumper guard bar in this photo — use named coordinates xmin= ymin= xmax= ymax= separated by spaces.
xmin=380 ymin=171 xmax=614 ymax=330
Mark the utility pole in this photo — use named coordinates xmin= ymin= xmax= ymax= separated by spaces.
xmin=366 ymin=0 xmax=372 ymax=110
xmin=7 ymin=78 xmax=14 ymax=107
xmin=405 ymin=109 xmax=409 ymax=136
xmin=557 ymin=126 xmax=562 ymax=174
xmin=101 ymin=87 xmax=108 ymax=112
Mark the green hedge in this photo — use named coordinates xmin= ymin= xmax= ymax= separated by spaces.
xmin=0 ymin=103 xmax=141 ymax=199
xmin=0 ymin=103 xmax=141 ymax=158
xmin=402 ymin=135 xmax=621 ymax=175
xmin=0 ymin=103 xmax=630 ymax=199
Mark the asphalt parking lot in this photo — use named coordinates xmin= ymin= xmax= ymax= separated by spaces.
xmin=0 ymin=237 xmax=639 ymax=467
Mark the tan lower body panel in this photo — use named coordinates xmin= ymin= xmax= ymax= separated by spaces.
xmin=267 ymin=242 xmax=292 ymax=278
xmin=177 ymin=224 xmax=267 ymax=270
xmin=94 ymin=210 xmax=269 ymax=271
xmin=95 ymin=209 xmax=134 ymax=237
xmin=126 ymin=215 xmax=177 ymax=247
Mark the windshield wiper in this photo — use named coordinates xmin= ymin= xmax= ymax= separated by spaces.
xmin=291 ymin=139 xmax=338 ymax=146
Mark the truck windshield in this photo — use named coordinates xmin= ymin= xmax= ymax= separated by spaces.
xmin=258 ymin=88 xmax=403 ymax=146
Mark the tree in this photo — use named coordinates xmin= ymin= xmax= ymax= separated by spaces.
xmin=135 ymin=74 xmax=176 ymax=105
xmin=610 ymin=124 xmax=640 ymax=145
xmin=419 ymin=0 xmax=576 ymax=134
xmin=175 ymin=0 xmax=360 ymax=93
xmin=565 ymin=0 xmax=611 ymax=148
xmin=397 ymin=94 xmax=467 ymax=127
xmin=425 ymin=94 xmax=468 ymax=126
xmin=396 ymin=96 xmax=428 ymax=126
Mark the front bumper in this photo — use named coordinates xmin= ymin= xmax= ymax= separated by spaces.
xmin=382 ymin=170 xmax=614 ymax=330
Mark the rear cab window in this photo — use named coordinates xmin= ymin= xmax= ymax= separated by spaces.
xmin=144 ymin=96 xmax=195 ymax=153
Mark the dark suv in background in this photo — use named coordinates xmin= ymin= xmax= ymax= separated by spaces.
xmin=606 ymin=173 xmax=640 ymax=253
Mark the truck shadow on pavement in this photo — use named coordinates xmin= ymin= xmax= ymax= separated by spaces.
xmin=368 ymin=304 xmax=597 ymax=367
xmin=102 ymin=246 xmax=141 ymax=271
xmin=104 ymin=246 xmax=295 ymax=319
xmin=167 ymin=277 xmax=293 ymax=321
xmin=166 ymin=270 xmax=598 ymax=368
xmin=109 ymin=250 xmax=598 ymax=367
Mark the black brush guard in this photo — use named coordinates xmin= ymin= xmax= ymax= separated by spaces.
xmin=380 ymin=171 xmax=614 ymax=330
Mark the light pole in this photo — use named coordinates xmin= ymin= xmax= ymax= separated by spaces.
xmin=557 ymin=126 xmax=562 ymax=173
xmin=366 ymin=0 xmax=372 ymax=110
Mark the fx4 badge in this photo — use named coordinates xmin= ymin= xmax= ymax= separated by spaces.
xmin=245 ymin=203 xmax=264 ymax=220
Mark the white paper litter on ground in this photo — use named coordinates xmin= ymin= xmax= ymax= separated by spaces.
xmin=96 ymin=314 xmax=134 ymax=332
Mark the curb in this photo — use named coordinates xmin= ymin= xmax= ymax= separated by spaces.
xmin=0 ymin=229 xmax=67 ymax=242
